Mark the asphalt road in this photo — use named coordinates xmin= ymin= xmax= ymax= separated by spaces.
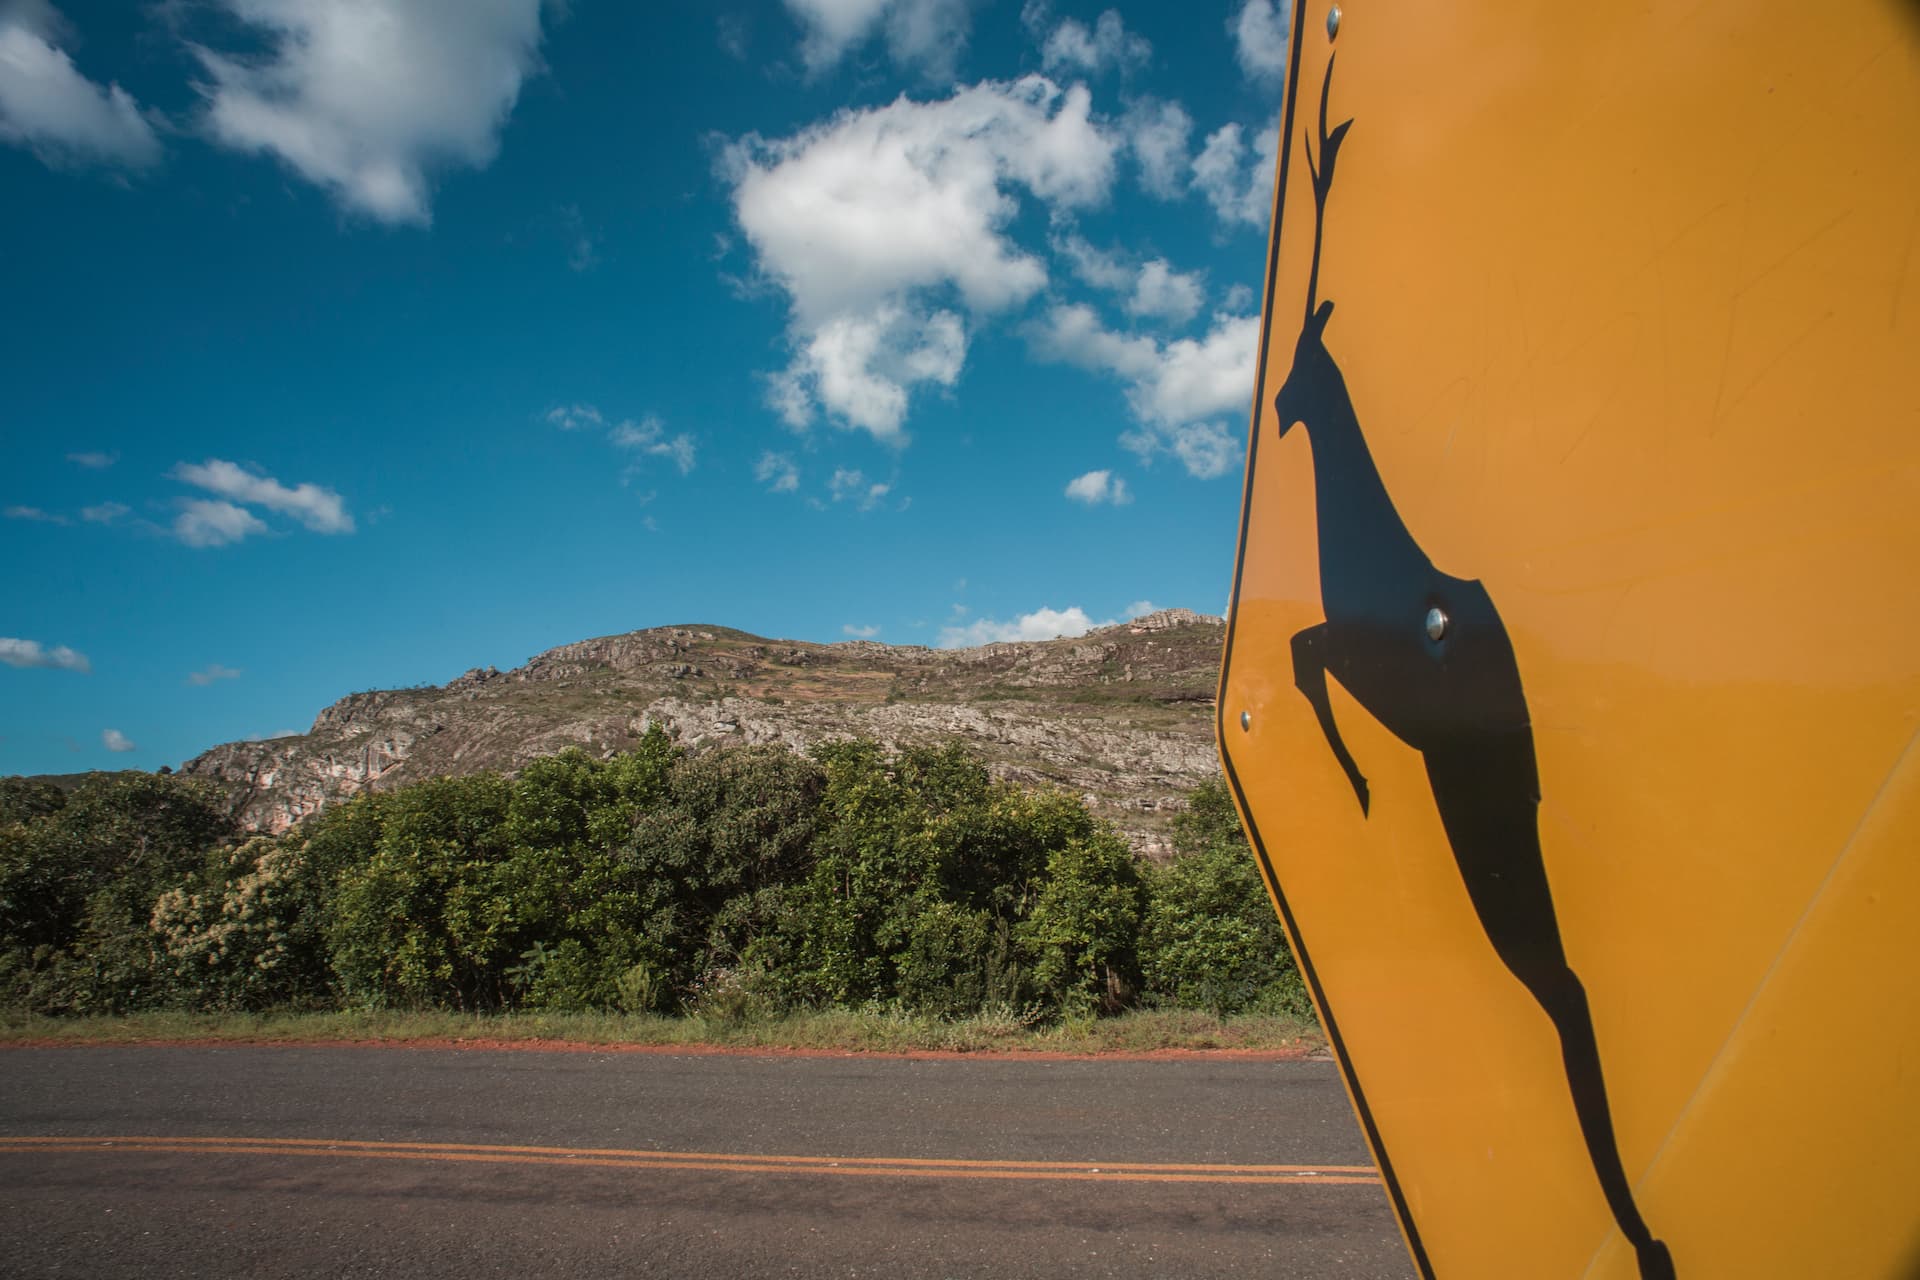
xmin=0 ymin=1046 xmax=1414 ymax=1279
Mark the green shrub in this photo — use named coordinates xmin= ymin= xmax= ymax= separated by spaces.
xmin=151 ymin=834 xmax=336 ymax=1010
xmin=895 ymin=899 xmax=993 ymax=1017
xmin=0 ymin=772 xmax=236 ymax=1013
xmin=3 ymin=749 xmax=1308 ymax=1029
xmin=576 ymin=742 xmax=824 ymax=1008
xmin=326 ymin=775 xmax=515 ymax=1009
xmin=1018 ymin=831 xmax=1144 ymax=1017
xmin=0 ymin=778 xmax=67 ymax=827
xmin=778 ymin=739 xmax=939 ymax=1006
xmin=613 ymin=958 xmax=665 ymax=1014
xmin=684 ymin=963 xmax=781 ymax=1023
xmin=494 ymin=738 xmax=680 ymax=1009
xmin=1140 ymin=778 xmax=1311 ymax=1019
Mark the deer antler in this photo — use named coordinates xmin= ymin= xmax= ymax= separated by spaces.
xmin=1302 ymin=54 xmax=1354 ymax=325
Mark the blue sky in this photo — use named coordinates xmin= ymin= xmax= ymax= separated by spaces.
xmin=0 ymin=0 xmax=1292 ymax=775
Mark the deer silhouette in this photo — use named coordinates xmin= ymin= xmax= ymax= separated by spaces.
xmin=1271 ymin=55 xmax=1675 ymax=1280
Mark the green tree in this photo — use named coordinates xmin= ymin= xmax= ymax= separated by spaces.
xmin=295 ymin=793 xmax=388 ymax=892
xmin=0 ymin=771 xmax=236 ymax=1012
xmin=782 ymin=740 xmax=1125 ymax=1018
xmin=1018 ymin=830 xmax=1144 ymax=1017
xmin=499 ymin=735 xmax=822 ymax=1012
xmin=151 ymin=833 xmax=336 ymax=1010
xmin=496 ymin=737 xmax=679 ymax=1010
xmin=766 ymin=739 xmax=920 ymax=1006
xmin=327 ymin=775 xmax=515 ymax=1009
xmin=908 ymin=782 xmax=1096 ymax=1012
xmin=0 ymin=777 xmax=67 ymax=827
xmin=893 ymin=898 xmax=995 ymax=1018
xmin=1139 ymin=776 xmax=1311 ymax=1018
xmin=637 ymin=743 xmax=822 ymax=979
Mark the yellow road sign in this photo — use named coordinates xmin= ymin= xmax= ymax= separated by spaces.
xmin=1217 ymin=3 xmax=1920 ymax=1278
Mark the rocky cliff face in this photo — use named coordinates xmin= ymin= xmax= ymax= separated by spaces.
xmin=180 ymin=609 xmax=1227 ymax=856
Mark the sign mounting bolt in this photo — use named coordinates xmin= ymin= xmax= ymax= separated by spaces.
xmin=1425 ymin=607 xmax=1449 ymax=642
xmin=1327 ymin=5 xmax=1341 ymax=41
xmin=1240 ymin=710 xmax=1252 ymax=732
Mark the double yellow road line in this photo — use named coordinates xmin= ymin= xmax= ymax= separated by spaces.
xmin=1 ymin=1135 xmax=1382 ymax=1186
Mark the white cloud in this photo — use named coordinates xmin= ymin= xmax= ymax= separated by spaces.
xmin=726 ymin=77 xmax=1111 ymax=319
xmin=66 ymin=449 xmax=117 ymax=468
xmin=551 ymin=403 xmax=696 ymax=479
xmin=755 ymin=451 xmax=801 ymax=493
xmin=938 ymin=604 xmax=1109 ymax=648
xmin=828 ymin=467 xmax=892 ymax=511
xmin=4 ymin=504 xmax=67 ymax=524
xmin=101 ymin=727 xmax=135 ymax=753
xmin=842 ymin=623 xmax=880 ymax=638
xmin=769 ymin=305 xmax=965 ymax=440
xmin=1124 ymin=599 xmax=1156 ymax=618
xmin=880 ymin=0 xmax=974 ymax=79
xmin=611 ymin=414 xmax=696 ymax=475
xmin=1053 ymin=236 xmax=1203 ymax=326
xmin=1126 ymin=259 xmax=1204 ymax=324
xmin=784 ymin=0 xmax=973 ymax=79
xmin=1122 ymin=97 xmax=1191 ymax=200
xmin=1052 ymin=232 xmax=1131 ymax=291
xmin=785 ymin=0 xmax=888 ymax=72
xmin=191 ymin=0 xmax=547 ymax=226
xmin=0 ymin=10 xmax=161 ymax=170
xmin=1121 ymin=419 xmax=1241 ymax=479
xmin=1 ymin=1 xmax=65 ymax=38
xmin=1037 ymin=10 xmax=1149 ymax=79
xmin=0 ymin=636 xmax=90 ymax=672
xmin=187 ymin=663 xmax=242 ymax=686
xmin=173 ymin=458 xmax=354 ymax=534
xmin=174 ymin=498 xmax=269 ymax=548
xmin=546 ymin=403 xmax=603 ymax=431
xmin=1032 ymin=300 xmax=1155 ymax=374
xmin=1064 ymin=469 xmax=1131 ymax=505
xmin=1224 ymin=282 xmax=1254 ymax=312
xmin=763 ymin=368 xmax=814 ymax=430
xmin=80 ymin=501 xmax=129 ymax=524
xmin=724 ymin=74 xmax=1117 ymax=440
xmin=1031 ymin=302 xmax=1257 ymax=427
xmin=1193 ymin=120 xmax=1279 ymax=228
xmin=1232 ymin=0 xmax=1292 ymax=85
xmin=1030 ymin=304 xmax=1252 ymax=478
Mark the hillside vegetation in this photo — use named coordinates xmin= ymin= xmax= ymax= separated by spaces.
xmin=1 ymin=734 xmax=1306 ymax=1029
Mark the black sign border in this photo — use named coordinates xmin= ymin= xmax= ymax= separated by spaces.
xmin=1214 ymin=6 xmax=1438 ymax=1276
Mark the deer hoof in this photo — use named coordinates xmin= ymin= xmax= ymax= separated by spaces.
xmin=1352 ymin=777 xmax=1371 ymax=817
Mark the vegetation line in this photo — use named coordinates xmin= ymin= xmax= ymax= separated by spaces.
xmin=3 ymin=733 xmax=1315 ymax=1036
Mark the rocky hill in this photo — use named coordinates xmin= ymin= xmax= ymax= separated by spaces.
xmin=180 ymin=610 xmax=1228 ymax=856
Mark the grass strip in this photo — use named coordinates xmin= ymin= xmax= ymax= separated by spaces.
xmin=0 ymin=1007 xmax=1324 ymax=1056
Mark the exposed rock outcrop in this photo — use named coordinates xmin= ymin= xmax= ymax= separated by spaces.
xmin=181 ymin=613 xmax=1227 ymax=856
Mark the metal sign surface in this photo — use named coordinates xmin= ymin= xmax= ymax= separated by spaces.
xmin=1217 ymin=2 xmax=1920 ymax=1277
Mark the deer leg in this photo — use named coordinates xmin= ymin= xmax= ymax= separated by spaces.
xmin=1290 ymin=624 xmax=1370 ymax=816
xmin=1423 ymin=736 xmax=1674 ymax=1280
